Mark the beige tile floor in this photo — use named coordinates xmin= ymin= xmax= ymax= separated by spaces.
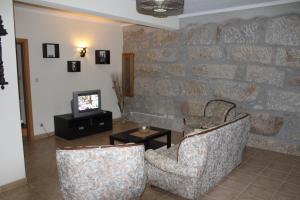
xmin=0 ymin=121 xmax=299 ymax=200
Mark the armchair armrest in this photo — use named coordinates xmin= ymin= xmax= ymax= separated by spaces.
xmin=145 ymin=150 xmax=204 ymax=178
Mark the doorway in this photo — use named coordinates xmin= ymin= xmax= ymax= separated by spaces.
xmin=16 ymin=38 xmax=33 ymax=140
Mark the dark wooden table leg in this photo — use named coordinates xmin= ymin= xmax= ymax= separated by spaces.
xmin=109 ymin=136 xmax=114 ymax=145
xmin=144 ymin=141 xmax=149 ymax=151
xmin=167 ymin=131 xmax=171 ymax=148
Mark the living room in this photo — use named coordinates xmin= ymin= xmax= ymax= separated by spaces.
xmin=0 ymin=0 xmax=300 ymax=200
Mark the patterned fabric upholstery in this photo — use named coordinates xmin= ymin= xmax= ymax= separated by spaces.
xmin=183 ymin=99 xmax=236 ymax=134
xmin=146 ymin=114 xmax=250 ymax=200
xmin=204 ymin=100 xmax=236 ymax=122
xmin=56 ymin=144 xmax=146 ymax=200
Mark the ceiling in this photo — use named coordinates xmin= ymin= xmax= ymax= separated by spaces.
xmin=181 ymin=0 xmax=299 ymax=17
xmin=133 ymin=0 xmax=300 ymax=17
xmin=16 ymin=0 xmax=300 ymax=30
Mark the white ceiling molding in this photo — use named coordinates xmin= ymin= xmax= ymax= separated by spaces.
xmin=16 ymin=0 xmax=180 ymax=30
xmin=178 ymin=0 xmax=300 ymax=18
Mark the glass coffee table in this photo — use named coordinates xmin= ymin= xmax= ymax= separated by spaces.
xmin=109 ymin=126 xmax=171 ymax=150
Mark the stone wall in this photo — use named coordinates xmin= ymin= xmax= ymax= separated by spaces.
xmin=123 ymin=14 xmax=300 ymax=156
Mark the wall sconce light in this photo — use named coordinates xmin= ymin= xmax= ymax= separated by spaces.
xmin=79 ymin=47 xmax=87 ymax=57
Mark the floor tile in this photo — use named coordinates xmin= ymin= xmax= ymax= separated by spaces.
xmin=1 ymin=185 xmax=41 ymax=200
xmin=219 ymin=177 xmax=250 ymax=191
xmin=268 ymin=162 xmax=293 ymax=172
xmin=139 ymin=187 xmax=163 ymax=200
xmin=285 ymin=173 xmax=300 ymax=185
xmin=227 ymin=170 xmax=258 ymax=183
xmin=197 ymin=195 xmax=216 ymax=200
xmin=260 ymin=168 xmax=289 ymax=181
xmin=252 ymin=175 xmax=284 ymax=190
xmin=235 ymin=193 xmax=263 ymax=200
xmin=271 ymin=192 xmax=300 ymax=200
xmin=278 ymin=182 xmax=300 ymax=197
xmin=236 ymin=163 xmax=265 ymax=175
xmin=290 ymin=164 xmax=300 ymax=175
xmin=206 ymin=186 xmax=240 ymax=200
xmin=243 ymin=184 xmax=277 ymax=200
xmin=244 ymin=157 xmax=272 ymax=167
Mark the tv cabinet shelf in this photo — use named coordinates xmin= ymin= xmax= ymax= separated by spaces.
xmin=54 ymin=110 xmax=112 ymax=140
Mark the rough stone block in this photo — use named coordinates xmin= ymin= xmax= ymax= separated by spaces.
xmin=188 ymin=46 xmax=223 ymax=61
xmin=128 ymin=112 xmax=183 ymax=132
xmin=267 ymin=90 xmax=300 ymax=112
xmin=246 ymin=65 xmax=285 ymax=87
xmin=192 ymin=64 xmax=237 ymax=79
xmin=179 ymin=80 xmax=208 ymax=97
xmin=146 ymin=48 xmax=179 ymax=62
xmin=288 ymin=75 xmax=300 ymax=86
xmin=123 ymin=40 xmax=137 ymax=52
xmin=152 ymin=30 xmax=179 ymax=47
xmin=227 ymin=45 xmax=272 ymax=64
xmin=135 ymin=78 xmax=153 ymax=96
xmin=250 ymin=113 xmax=284 ymax=136
xmin=179 ymin=100 xmax=206 ymax=116
xmin=247 ymin=134 xmax=300 ymax=156
xmin=143 ymin=97 xmax=175 ymax=115
xmin=136 ymin=63 xmax=161 ymax=76
xmin=155 ymin=80 xmax=180 ymax=96
xmin=123 ymin=25 xmax=156 ymax=41
xmin=266 ymin=15 xmax=300 ymax=46
xmin=276 ymin=48 xmax=300 ymax=67
xmin=213 ymin=80 xmax=259 ymax=102
xmin=165 ymin=64 xmax=185 ymax=76
xmin=222 ymin=18 xmax=265 ymax=44
xmin=186 ymin=23 xmax=219 ymax=45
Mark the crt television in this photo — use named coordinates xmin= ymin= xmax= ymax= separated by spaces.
xmin=71 ymin=89 xmax=102 ymax=118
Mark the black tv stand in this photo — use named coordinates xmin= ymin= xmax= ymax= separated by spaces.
xmin=54 ymin=110 xmax=112 ymax=140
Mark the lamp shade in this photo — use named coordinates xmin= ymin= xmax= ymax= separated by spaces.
xmin=136 ymin=0 xmax=184 ymax=18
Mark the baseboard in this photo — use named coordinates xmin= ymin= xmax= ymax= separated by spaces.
xmin=34 ymin=132 xmax=54 ymax=140
xmin=0 ymin=178 xmax=27 ymax=193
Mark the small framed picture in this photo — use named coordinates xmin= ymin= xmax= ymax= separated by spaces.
xmin=95 ymin=50 xmax=110 ymax=64
xmin=67 ymin=61 xmax=81 ymax=72
xmin=42 ymin=43 xmax=59 ymax=58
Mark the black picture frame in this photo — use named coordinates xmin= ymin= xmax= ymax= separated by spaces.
xmin=0 ymin=15 xmax=8 ymax=90
xmin=95 ymin=50 xmax=110 ymax=64
xmin=42 ymin=43 xmax=59 ymax=58
xmin=67 ymin=61 xmax=81 ymax=72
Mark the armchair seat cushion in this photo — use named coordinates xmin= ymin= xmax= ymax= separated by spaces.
xmin=145 ymin=146 xmax=204 ymax=178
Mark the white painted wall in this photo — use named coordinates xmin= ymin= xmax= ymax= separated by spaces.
xmin=0 ymin=0 xmax=26 ymax=187
xmin=14 ymin=6 xmax=123 ymax=135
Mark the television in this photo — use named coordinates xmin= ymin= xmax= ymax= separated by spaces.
xmin=71 ymin=89 xmax=102 ymax=118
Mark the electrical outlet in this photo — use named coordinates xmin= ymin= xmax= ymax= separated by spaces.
xmin=40 ymin=123 xmax=44 ymax=127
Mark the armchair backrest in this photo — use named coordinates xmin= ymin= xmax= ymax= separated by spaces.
xmin=177 ymin=135 xmax=208 ymax=169
xmin=178 ymin=114 xmax=250 ymax=192
xmin=56 ymin=144 xmax=146 ymax=200
xmin=204 ymin=99 xmax=236 ymax=122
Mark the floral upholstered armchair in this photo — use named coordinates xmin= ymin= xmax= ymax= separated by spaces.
xmin=145 ymin=114 xmax=250 ymax=200
xmin=181 ymin=99 xmax=236 ymax=134
xmin=56 ymin=144 xmax=146 ymax=200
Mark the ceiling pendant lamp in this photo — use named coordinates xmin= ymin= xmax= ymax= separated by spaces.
xmin=136 ymin=0 xmax=184 ymax=18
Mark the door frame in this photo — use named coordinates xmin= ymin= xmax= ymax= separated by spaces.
xmin=16 ymin=38 xmax=34 ymax=140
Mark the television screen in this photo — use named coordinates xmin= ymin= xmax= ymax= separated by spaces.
xmin=78 ymin=94 xmax=99 ymax=112
xmin=72 ymin=89 xmax=101 ymax=118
